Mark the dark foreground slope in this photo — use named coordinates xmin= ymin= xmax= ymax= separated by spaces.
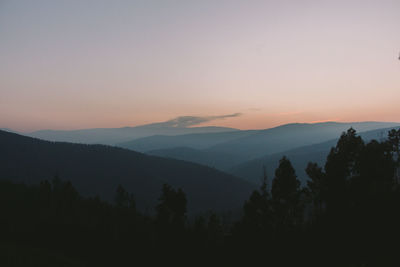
xmin=0 ymin=130 xmax=254 ymax=214
xmin=148 ymin=147 xmax=245 ymax=171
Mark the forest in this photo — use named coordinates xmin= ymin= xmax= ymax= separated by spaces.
xmin=1 ymin=128 xmax=400 ymax=266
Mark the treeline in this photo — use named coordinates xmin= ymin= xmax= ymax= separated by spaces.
xmin=1 ymin=128 xmax=400 ymax=266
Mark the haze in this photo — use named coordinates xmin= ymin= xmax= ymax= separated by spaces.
xmin=0 ymin=0 xmax=399 ymax=132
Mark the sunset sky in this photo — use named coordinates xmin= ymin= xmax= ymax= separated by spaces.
xmin=1 ymin=0 xmax=399 ymax=132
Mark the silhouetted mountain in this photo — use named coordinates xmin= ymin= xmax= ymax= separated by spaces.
xmin=148 ymin=147 xmax=244 ymax=171
xmin=118 ymin=130 xmax=255 ymax=152
xmin=0 ymin=130 xmax=254 ymax=214
xmin=29 ymin=123 xmax=237 ymax=145
xmin=0 ymin=128 xmax=17 ymax=133
xmin=230 ymin=126 xmax=400 ymax=185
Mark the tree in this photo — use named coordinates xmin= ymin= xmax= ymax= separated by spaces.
xmin=207 ymin=213 xmax=223 ymax=247
xmin=271 ymin=157 xmax=303 ymax=228
xmin=242 ymin=166 xmax=272 ymax=231
xmin=115 ymin=184 xmax=128 ymax=208
xmin=388 ymin=128 xmax=400 ymax=157
xmin=324 ymin=128 xmax=364 ymax=213
xmin=156 ymin=184 xmax=187 ymax=232
xmin=305 ymin=162 xmax=326 ymax=219
xmin=355 ymin=140 xmax=395 ymax=197
xmin=388 ymin=128 xmax=400 ymax=184
xmin=234 ymin=167 xmax=272 ymax=252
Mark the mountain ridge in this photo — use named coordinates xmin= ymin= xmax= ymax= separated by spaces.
xmin=0 ymin=130 xmax=254 ymax=214
xmin=229 ymin=125 xmax=400 ymax=185
xmin=130 ymin=121 xmax=400 ymax=171
xmin=28 ymin=124 xmax=238 ymax=145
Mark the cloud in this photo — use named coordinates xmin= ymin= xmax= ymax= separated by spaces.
xmin=159 ymin=113 xmax=242 ymax=128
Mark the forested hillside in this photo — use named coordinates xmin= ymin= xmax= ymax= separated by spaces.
xmin=0 ymin=130 xmax=254 ymax=214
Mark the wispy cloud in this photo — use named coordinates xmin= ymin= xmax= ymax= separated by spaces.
xmin=158 ymin=113 xmax=242 ymax=128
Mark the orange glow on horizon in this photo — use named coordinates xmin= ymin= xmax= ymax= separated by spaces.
xmin=0 ymin=1 xmax=399 ymax=132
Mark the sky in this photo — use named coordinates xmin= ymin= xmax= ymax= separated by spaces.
xmin=0 ymin=0 xmax=399 ymax=132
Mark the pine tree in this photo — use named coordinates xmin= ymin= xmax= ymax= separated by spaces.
xmin=271 ymin=156 xmax=303 ymax=228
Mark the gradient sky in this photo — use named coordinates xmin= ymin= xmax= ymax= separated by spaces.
xmin=1 ymin=0 xmax=399 ymax=132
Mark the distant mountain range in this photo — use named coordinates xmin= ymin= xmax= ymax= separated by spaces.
xmin=130 ymin=122 xmax=400 ymax=170
xmin=28 ymin=121 xmax=237 ymax=145
xmin=26 ymin=121 xmax=399 ymax=152
xmin=118 ymin=130 xmax=255 ymax=151
xmin=142 ymin=124 xmax=400 ymax=187
xmin=229 ymin=125 xmax=400 ymax=185
xmin=27 ymin=121 xmax=398 ymax=178
xmin=3 ymin=121 xmax=399 ymax=207
xmin=0 ymin=130 xmax=255 ymax=214
xmin=204 ymin=122 xmax=400 ymax=162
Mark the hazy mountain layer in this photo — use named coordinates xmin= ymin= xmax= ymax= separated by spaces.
xmin=29 ymin=124 xmax=237 ymax=145
xmin=206 ymin=122 xmax=400 ymax=162
xmin=118 ymin=130 xmax=256 ymax=152
xmin=133 ymin=122 xmax=400 ymax=171
xmin=229 ymin=126 xmax=400 ymax=186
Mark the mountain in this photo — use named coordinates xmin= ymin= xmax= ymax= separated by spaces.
xmin=0 ymin=130 xmax=255 ymax=214
xmin=127 ymin=121 xmax=400 ymax=171
xmin=229 ymin=126 xmax=400 ymax=185
xmin=205 ymin=121 xmax=400 ymax=163
xmin=147 ymin=147 xmax=244 ymax=171
xmin=0 ymin=128 xmax=17 ymax=133
xmin=28 ymin=121 xmax=237 ymax=145
xmin=118 ymin=130 xmax=256 ymax=152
